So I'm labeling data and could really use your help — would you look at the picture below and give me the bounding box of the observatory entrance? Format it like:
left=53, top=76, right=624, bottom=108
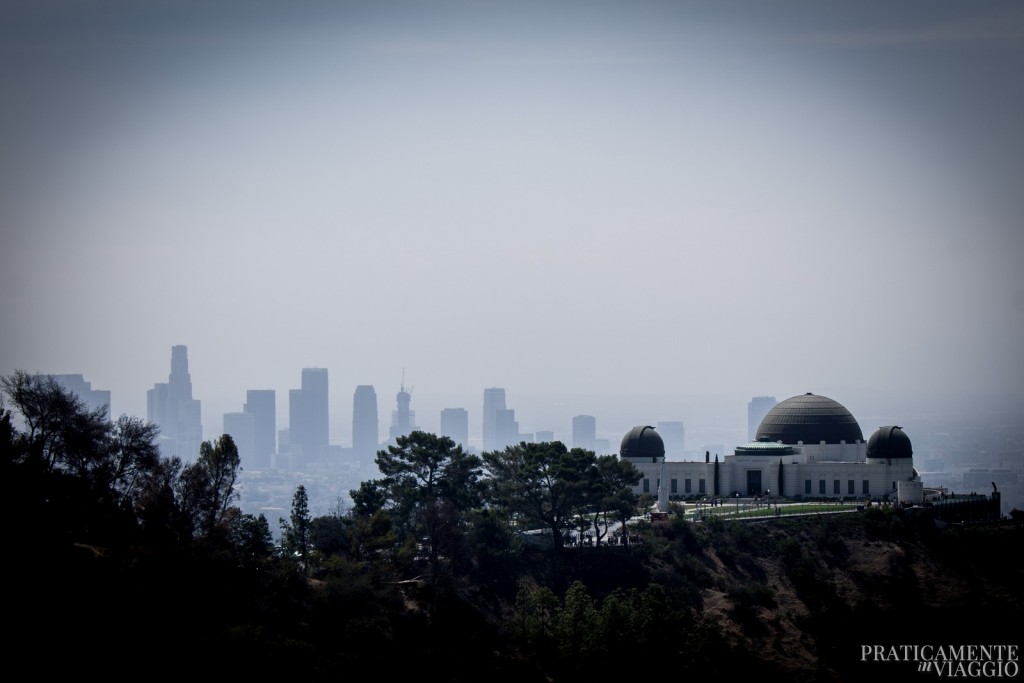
left=746, top=470, right=762, bottom=496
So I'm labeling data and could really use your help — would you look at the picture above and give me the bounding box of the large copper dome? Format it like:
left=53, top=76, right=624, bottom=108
left=755, top=393, right=863, bottom=445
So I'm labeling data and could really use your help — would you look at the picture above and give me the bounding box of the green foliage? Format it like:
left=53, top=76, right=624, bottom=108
left=556, top=581, right=600, bottom=663
left=8, top=368, right=1021, bottom=681
left=705, top=513, right=727, bottom=533
left=587, top=454, right=642, bottom=544
left=280, top=484, right=312, bottom=560
left=512, top=579, right=692, bottom=678
left=1, top=370, right=110, bottom=474
left=727, top=582, right=777, bottom=632
left=232, top=513, right=274, bottom=560
left=176, top=434, right=242, bottom=541
left=309, top=512, right=352, bottom=557
left=484, top=442, right=639, bottom=559
left=1, top=371, right=169, bottom=546
left=350, top=478, right=388, bottom=517
left=373, top=431, right=484, bottom=578
left=107, top=415, right=161, bottom=510
left=664, top=514, right=706, bottom=552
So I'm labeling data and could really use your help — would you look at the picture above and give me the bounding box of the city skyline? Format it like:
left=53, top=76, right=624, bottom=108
left=27, top=347, right=1009, bottom=461
left=3, top=2, right=1023, bottom=447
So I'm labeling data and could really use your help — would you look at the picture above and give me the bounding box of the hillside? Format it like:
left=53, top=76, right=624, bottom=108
left=678, top=511, right=1023, bottom=681
left=9, top=504, right=1021, bottom=681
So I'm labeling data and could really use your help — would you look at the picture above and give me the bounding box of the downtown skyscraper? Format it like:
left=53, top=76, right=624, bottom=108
left=53, top=374, right=111, bottom=422
left=352, top=385, right=379, bottom=461
left=572, top=415, right=596, bottom=452
left=388, top=381, right=418, bottom=442
left=748, top=396, right=777, bottom=442
left=440, top=407, right=469, bottom=449
left=147, top=345, right=203, bottom=461
left=657, top=420, right=685, bottom=458
left=223, top=411, right=255, bottom=467
left=223, top=389, right=275, bottom=471
left=482, top=387, right=506, bottom=453
left=244, top=389, right=276, bottom=470
left=289, top=367, right=329, bottom=470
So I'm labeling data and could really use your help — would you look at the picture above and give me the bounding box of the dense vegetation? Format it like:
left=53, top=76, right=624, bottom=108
left=4, top=372, right=1021, bottom=681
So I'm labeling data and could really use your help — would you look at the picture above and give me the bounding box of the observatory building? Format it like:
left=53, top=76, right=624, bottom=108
left=621, top=393, right=919, bottom=504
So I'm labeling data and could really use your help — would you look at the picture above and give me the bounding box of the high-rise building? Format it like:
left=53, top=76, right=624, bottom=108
left=572, top=415, right=597, bottom=452
left=748, top=395, right=778, bottom=442
left=495, top=407, right=520, bottom=451
left=482, top=387, right=506, bottom=452
left=389, top=382, right=418, bottom=441
left=244, top=389, right=275, bottom=470
left=352, top=385, right=379, bottom=460
left=440, top=407, right=469, bottom=448
left=223, top=411, right=255, bottom=469
left=535, top=430, right=555, bottom=444
left=288, top=367, right=329, bottom=469
left=276, top=428, right=290, bottom=469
left=52, top=374, right=111, bottom=422
left=147, top=345, right=203, bottom=460
left=657, top=420, right=685, bottom=458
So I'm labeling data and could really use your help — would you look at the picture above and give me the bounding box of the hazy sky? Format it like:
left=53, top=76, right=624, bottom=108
left=3, top=1, right=1023, bottom=445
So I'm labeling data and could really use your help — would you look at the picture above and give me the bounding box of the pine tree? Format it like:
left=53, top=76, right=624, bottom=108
left=280, top=484, right=311, bottom=560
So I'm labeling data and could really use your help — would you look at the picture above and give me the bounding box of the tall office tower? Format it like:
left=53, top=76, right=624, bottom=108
left=389, top=382, right=418, bottom=441
left=289, top=367, right=329, bottom=469
left=748, top=395, right=778, bottom=442
left=482, top=387, right=506, bottom=452
left=440, top=408, right=469, bottom=448
left=244, top=389, right=275, bottom=470
left=657, top=421, right=685, bottom=458
left=287, top=389, right=304, bottom=465
left=352, top=385, right=379, bottom=460
left=223, top=411, right=255, bottom=469
left=52, top=374, right=112, bottom=421
left=572, top=415, right=597, bottom=452
left=535, top=430, right=555, bottom=444
left=277, top=428, right=290, bottom=468
left=495, top=407, right=520, bottom=451
left=147, top=345, right=203, bottom=460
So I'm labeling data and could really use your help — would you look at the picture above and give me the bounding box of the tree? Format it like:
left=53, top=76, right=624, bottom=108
left=373, top=430, right=484, bottom=577
left=2, top=372, right=169, bottom=545
left=106, top=414, right=161, bottom=510
left=178, top=434, right=242, bottom=539
left=1, top=371, right=110, bottom=476
left=310, top=513, right=351, bottom=557
left=280, top=484, right=312, bottom=560
left=556, top=581, right=600, bottom=666
left=350, top=479, right=389, bottom=517
left=483, top=441, right=595, bottom=556
left=0, top=404, right=17, bottom=468
left=232, top=513, right=274, bottom=560
left=514, top=583, right=561, bottom=654
left=199, top=434, right=241, bottom=528
left=587, top=455, right=642, bottom=545
left=713, top=454, right=720, bottom=496
left=135, top=455, right=191, bottom=545
left=0, top=371, right=145, bottom=545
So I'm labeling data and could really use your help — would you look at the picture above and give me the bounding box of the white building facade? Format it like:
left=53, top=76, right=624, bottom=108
left=622, top=394, right=917, bottom=502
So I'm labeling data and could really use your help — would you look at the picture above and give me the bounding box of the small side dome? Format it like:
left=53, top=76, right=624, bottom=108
left=867, top=426, right=913, bottom=459
left=620, top=425, right=665, bottom=461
